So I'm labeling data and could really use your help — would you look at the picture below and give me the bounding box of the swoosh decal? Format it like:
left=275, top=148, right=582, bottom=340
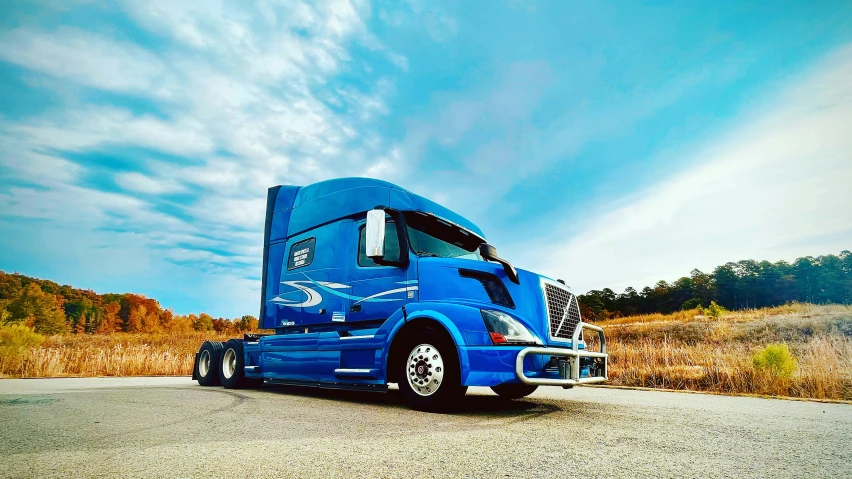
left=270, top=275, right=418, bottom=308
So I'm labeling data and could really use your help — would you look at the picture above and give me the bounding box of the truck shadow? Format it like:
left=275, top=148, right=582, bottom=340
left=261, top=384, right=561, bottom=418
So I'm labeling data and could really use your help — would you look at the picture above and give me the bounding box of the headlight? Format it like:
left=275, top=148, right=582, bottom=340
left=480, top=310, right=542, bottom=345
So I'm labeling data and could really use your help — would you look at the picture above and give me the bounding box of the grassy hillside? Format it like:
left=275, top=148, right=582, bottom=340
left=594, top=303, right=851, bottom=400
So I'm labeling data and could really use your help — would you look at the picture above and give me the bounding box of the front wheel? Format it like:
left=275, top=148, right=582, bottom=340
left=491, top=383, right=538, bottom=399
left=397, top=328, right=466, bottom=412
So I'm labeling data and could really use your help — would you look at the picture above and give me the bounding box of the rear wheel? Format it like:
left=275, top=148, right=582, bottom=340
left=491, top=383, right=538, bottom=399
left=195, top=341, right=223, bottom=386
left=219, top=339, right=264, bottom=389
left=397, top=328, right=466, bottom=412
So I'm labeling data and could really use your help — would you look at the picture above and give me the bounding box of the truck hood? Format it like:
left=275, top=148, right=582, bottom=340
left=417, top=257, right=575, bottom=346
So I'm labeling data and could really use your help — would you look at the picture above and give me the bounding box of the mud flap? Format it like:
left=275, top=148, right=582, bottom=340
left=191, top=352, right=199, bottom=380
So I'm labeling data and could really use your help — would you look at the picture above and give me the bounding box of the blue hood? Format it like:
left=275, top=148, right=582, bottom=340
left=416, top=257, right=555, bottom=344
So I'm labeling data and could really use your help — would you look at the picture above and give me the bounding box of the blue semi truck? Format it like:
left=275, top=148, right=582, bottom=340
left=193, top=178, right=607, bottom=411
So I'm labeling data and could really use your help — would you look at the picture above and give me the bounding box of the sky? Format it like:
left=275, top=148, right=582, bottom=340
left=0, top=0, right=850, bottom=317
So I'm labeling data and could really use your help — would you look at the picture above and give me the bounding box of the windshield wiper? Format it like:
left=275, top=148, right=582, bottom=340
left=414, top=251, right=440, bottom=257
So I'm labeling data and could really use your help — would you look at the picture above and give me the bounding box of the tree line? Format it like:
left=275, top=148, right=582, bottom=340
left=578, top=251, right=852, bottom=321
left=3, top=249, right=850, bottom=333
left=0, top=271, right=258, bottom=335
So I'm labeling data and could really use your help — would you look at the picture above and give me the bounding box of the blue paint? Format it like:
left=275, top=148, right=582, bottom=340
left=249, top=177, right=593, bottom=389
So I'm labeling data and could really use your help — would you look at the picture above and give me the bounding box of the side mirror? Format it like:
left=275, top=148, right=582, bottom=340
left=366, top=209, right=386, bottom=258
left=479, top=243, right=520, bottom=284
left=480, top=243, right=499, bottom=260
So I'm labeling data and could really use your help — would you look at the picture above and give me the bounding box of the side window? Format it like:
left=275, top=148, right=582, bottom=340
left=358, top=220, right=401, bottom=267
left=287, top=237, right=316, bottom=270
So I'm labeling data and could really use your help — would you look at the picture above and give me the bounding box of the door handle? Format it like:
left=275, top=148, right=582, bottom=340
left=350, top=304, right=362, bottom=312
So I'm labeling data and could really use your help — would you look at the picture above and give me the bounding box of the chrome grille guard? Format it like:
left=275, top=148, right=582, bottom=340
left=515, top=321, right=608, bottom=386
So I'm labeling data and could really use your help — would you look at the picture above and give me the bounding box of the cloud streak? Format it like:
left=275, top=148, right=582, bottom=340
left=0, top=0, right=406, bottom=316
left=532, top=44, right=852, bottom=293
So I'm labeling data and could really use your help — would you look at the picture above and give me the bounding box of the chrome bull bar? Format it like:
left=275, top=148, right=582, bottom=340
left=515, top=322, right=608, bottom=386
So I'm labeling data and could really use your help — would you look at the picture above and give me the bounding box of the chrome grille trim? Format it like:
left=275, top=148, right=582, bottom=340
left=540, top=278, right=583, bottom=343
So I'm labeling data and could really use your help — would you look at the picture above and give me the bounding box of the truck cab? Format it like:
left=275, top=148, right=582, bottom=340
left=193, top=178, right=607, bottom=411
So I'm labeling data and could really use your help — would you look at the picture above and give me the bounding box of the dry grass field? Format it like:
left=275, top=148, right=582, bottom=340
left=592, top=303, right=852, bottom=400
left=2, top=304, right=850, bottom=401
left=0, top=332, right=228, bottom=378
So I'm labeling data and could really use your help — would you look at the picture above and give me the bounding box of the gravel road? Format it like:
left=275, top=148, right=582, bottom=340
left=1, top=377, right=849, bottom=478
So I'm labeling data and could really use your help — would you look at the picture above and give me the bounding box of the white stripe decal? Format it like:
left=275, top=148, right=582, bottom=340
left=353, top=286, right=419, bottom=304
left=271, top=276, right=416, bottom=308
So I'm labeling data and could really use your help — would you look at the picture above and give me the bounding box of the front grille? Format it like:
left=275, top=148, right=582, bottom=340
left=543, top=283, right=582, bottom=341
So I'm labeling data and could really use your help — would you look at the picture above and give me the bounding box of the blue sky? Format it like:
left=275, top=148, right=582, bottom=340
left=1, top=0, right=850, bottom=317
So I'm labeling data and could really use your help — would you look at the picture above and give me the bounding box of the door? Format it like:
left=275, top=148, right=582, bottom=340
left=347, top=217, right=412, bottom=325
left=315, top=216, right=414, bottom=384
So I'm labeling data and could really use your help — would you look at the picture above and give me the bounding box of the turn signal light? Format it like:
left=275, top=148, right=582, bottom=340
left=489, top=332, right=508, bottom=344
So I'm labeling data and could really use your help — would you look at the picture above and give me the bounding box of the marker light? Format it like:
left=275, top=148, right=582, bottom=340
left=480, top=310, right=541, bottom=345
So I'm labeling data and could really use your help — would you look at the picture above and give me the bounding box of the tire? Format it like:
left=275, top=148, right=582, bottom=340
left=219, top=339, right=264, bottom=389
left=195, top=341, right=223, bottom=386
left=397, top=327, right=467, bottom=412
left=491, top=383, right=538, bottom=400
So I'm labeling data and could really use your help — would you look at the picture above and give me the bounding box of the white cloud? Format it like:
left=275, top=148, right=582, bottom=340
left=6, top=107, right=214, bottom=156
left=0, top=27, right=176, bottom=97
left=115, top=171, right=187, bottom=195
left=531, top=44, right=852, bottom=293
left=397, top=57, right=733, bottom=230
left=0, top=146, right=83, bottom=186
left=0, top=0, right=409, bottom=316
left=394, top=0, right=458, bottom=42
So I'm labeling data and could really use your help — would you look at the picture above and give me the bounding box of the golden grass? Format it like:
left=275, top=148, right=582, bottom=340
left=2, top=304, right=850, bottom=401
left=593, top=304, right=852, bottom=400
left=0, top=332, right=231, bottom=378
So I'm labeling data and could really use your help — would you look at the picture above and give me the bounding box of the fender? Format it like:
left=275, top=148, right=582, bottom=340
left=380, top=302, right=491, bottom=383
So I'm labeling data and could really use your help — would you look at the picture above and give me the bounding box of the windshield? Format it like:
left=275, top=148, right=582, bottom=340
left=404, top=211, right=484, bottom=260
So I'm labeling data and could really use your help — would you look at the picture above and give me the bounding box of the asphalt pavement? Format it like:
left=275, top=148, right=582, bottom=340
left=1, top=377, right=850, bottom=478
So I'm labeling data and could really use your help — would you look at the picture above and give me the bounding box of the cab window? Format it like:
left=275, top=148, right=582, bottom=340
left=287, top=237, right=316, bottom=270
left=358, top=220, right=401, bottom=267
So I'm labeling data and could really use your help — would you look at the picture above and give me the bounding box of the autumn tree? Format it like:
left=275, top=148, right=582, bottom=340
left=127, top=304, right=145, bottom=332
left=193, top=313, right=214, bottom=331
left=6, top=283, right=68, bottom=335
left=167, top=314, right=194, bottom=333
left=236, top=315, right=258, bottom=332
left=141, top=306, right=161, bottom=333
left=212, top=317, right=236, bottom=334
left=95, top=302, right=121, bottom=334
left=74, top=311, right=87, bottom=334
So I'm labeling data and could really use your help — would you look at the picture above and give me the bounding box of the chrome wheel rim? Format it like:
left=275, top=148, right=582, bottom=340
left=222, top=348, right=236, bottom=379
left=406, top=343, right=444, bottom=396
left=199, top=350, right=211, bottom=377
